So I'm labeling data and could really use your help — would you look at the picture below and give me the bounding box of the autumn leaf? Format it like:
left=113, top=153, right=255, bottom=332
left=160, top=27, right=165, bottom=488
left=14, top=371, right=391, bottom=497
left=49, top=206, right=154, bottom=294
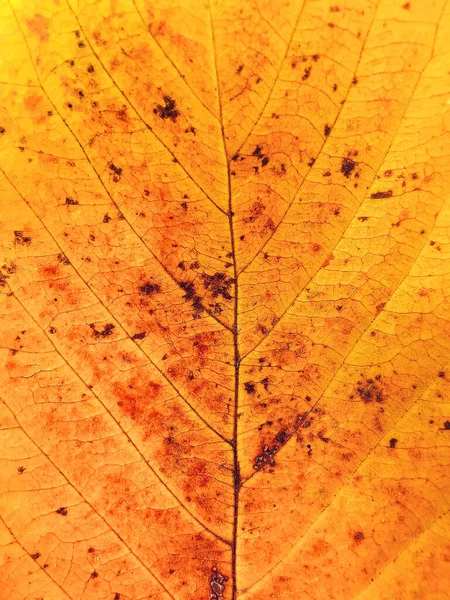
left=1, top=0, right=450, bottom=598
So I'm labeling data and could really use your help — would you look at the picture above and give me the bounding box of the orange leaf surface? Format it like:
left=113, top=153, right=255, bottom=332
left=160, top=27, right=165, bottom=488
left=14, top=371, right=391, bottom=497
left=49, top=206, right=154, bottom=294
left=1, top=0, right=450, bottom=598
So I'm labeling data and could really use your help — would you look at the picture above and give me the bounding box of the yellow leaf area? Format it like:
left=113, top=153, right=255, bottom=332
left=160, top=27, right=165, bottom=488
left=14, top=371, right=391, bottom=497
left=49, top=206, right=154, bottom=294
left=0, top=0, right=450, bottom=598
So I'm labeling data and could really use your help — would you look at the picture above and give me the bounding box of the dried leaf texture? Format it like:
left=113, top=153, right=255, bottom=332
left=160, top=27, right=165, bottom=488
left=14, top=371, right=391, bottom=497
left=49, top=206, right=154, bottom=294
left=0, top=0, right=450, bottom=599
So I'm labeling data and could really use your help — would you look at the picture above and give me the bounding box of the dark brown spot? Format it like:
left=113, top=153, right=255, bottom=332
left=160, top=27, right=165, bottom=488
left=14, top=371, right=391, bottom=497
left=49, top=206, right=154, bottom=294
left=103, top=213, right=111, bottom=223
left=154, top=95, right=179, bottom=121
left=354, top=531, right=364, bottom=540
left=324, top=124, right=331, bottom=137
left=302, top=67, right=311, bottom=80
left=370, top=190, right=393, bottom=199
left=356, top=378, right=384, bottom=403
left=139, top=282, right=161, bottom=296
left=132, top=331, right=147, bottom=340
left=108, top=162, right=123, bottom=182
left=341, top=158, right=356, bottom=178
left=18, top=466, right=26, bottom=473
left=201, top=272, right=234, bottom=300
left=14, top=230, right=32, bottom=245
left=389, top=438, right=398, bottom=448
left=252, top=146, right=263, bottom=158
left=244, top=382, right=256, bottom=394
left=56, top=507, right=68, bottom=516
left=31, top=552, right=41, bottom=560
left=89, top=323, right=115, bottom=339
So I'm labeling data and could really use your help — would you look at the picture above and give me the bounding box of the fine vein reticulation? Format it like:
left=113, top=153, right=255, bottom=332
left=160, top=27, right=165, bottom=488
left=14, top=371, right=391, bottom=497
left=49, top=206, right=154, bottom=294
left=1, top=1, right=450, bottom=599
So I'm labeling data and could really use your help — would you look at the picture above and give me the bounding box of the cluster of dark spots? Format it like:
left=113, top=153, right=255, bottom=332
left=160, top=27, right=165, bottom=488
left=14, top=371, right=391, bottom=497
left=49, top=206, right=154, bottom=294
left=57, top=253, right=70, bottom=265
left=389, top=438, right=398, bottom=448
left=31, top=552, right=41, bottom=560
left=312, top=54, right=320, bottom=61
left=330, top=5, right=340, bottom=11
left=132, top=331, right=146, bottom=340
left=210, top=568, right=227, bottom=599
left=341, top=157, right=356, bottom=178
left=201, top=272, right=234, bottom=300
left=179, top=281, right=204, bottom=316
left=353, top=376, right=384, bottom=403
left=244, top=201, right=265, bottom=224
left=370, top=190, right=392, bottom=199
left=56, top=507, right=68, bottom=516
left=252, top=145, right=270, bottom=168
left=108, top=162, right=122, bottom=182
left=184, top=125, right=196, bottom=135
left=139, top=282, right=161, bottom=296
left=358, top=216, right=369, bottom=222
left=154, top=95, right=179, bottom=122
left=412, top=172, right=419, bottom=180
left=324, top=124, right=331, bottom=137
left=103, top=213, right=111, bottom=223
left=333, top=83, right=338, bottom=91
left=254, top=414, right=308, bottom=470
left=90, top=323, right=115, bottom=338
left=14, top=230, right=32, bottom=245
left=253, top=445, right=276, bottom=469
left=302, top=66, right=311, bottom=80
left=244, top=382, right=256, bottom=394
left=65, top=196, right=78, bottom=205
